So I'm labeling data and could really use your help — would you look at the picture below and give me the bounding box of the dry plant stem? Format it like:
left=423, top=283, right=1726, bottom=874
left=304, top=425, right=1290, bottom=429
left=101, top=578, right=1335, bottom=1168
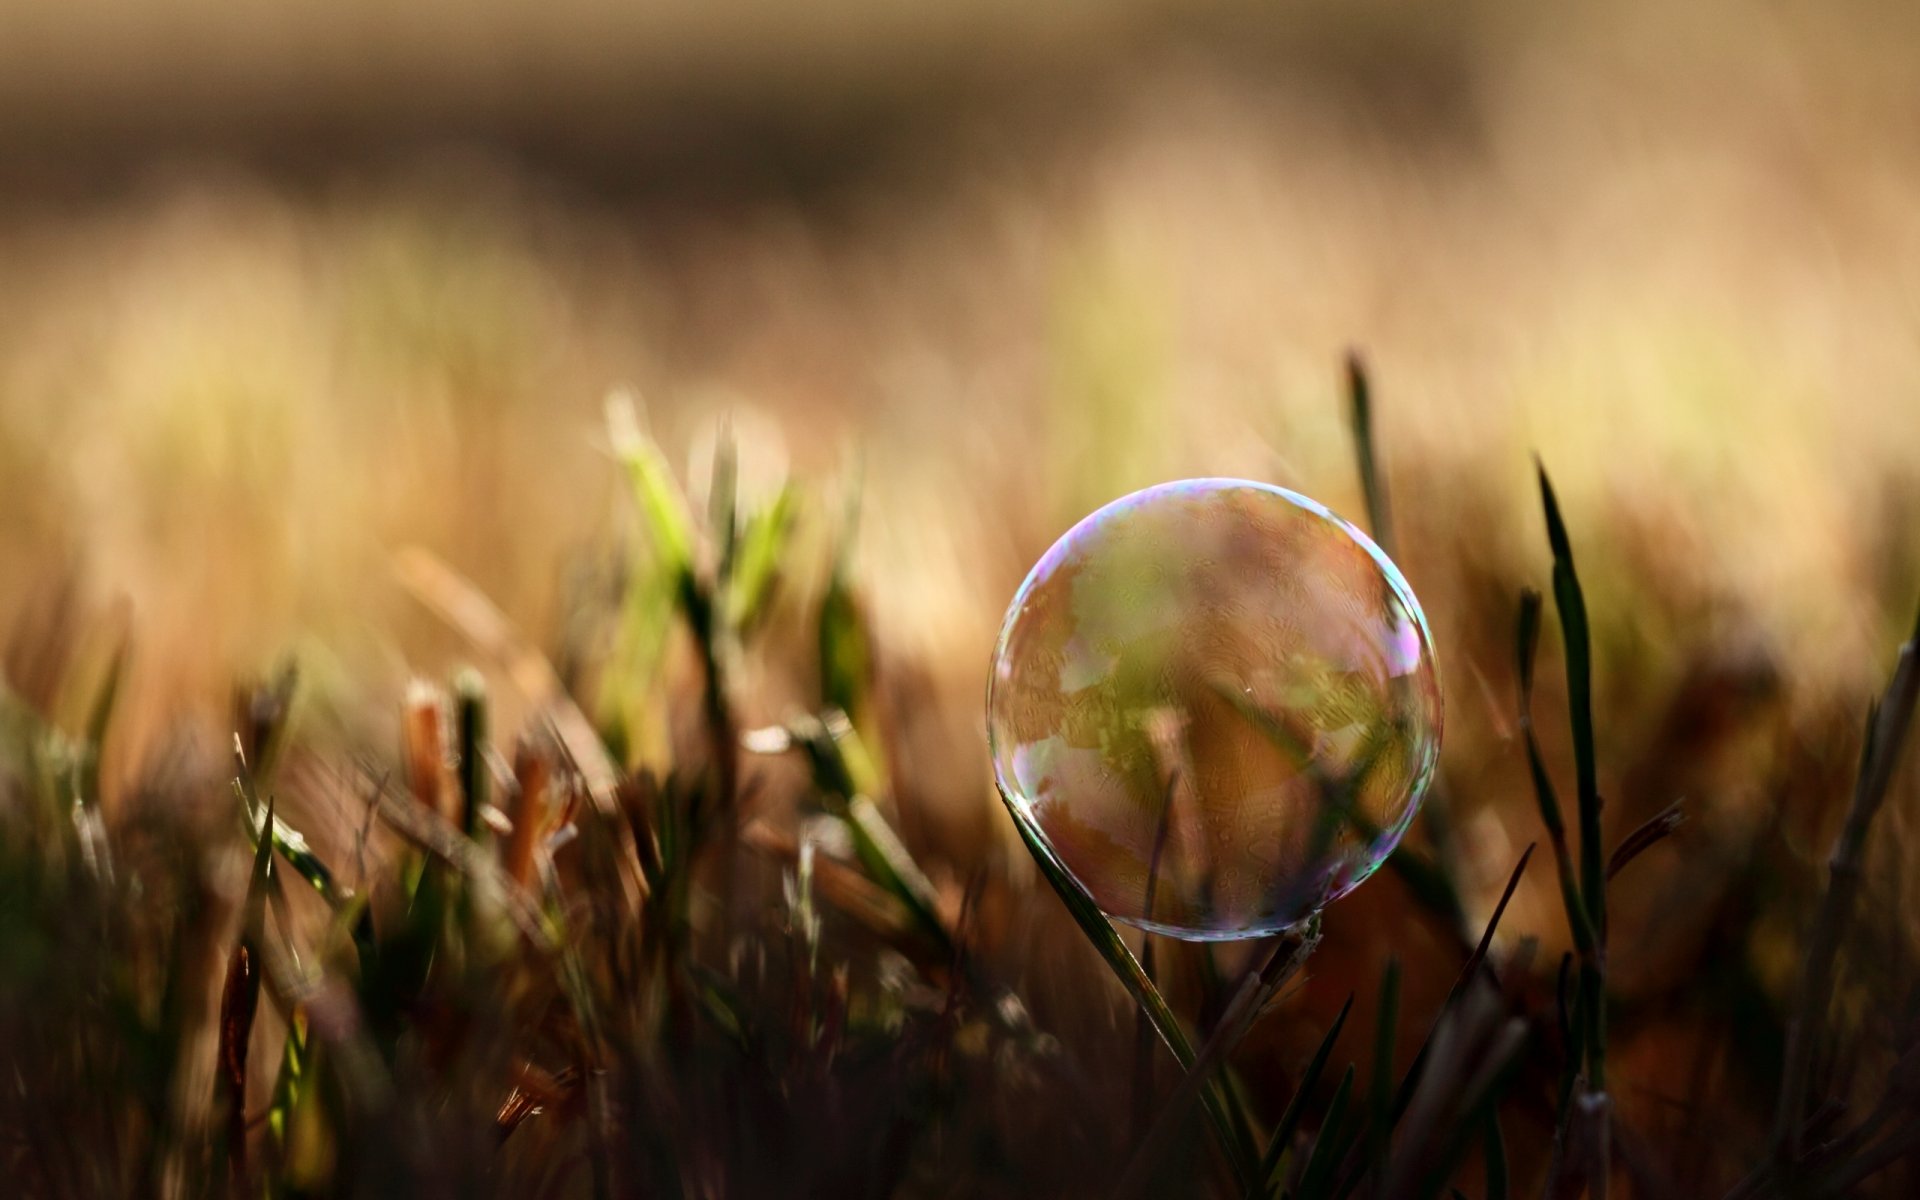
left=401, top=684, right=446, bottom=820
left=505, top=738, right=548, bottom=888
left=1772, top=606, right=1920, bottom=1164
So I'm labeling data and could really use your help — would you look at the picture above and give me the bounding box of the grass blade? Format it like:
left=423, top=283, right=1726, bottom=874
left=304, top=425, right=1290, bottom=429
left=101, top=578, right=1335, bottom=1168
left=1773, top=599, right=1920, bottom=1162
left=1252, top=994, right=1355, bottom=1199
left=1345, top=350, right=1394, bottom=559
left=1114, top=928, right=1320, bottom=1198
left=1365, top=959, right=1403, bottom=1191
left=454, top=668, right=489, bottom=838
left=1297, top=1065, right=1358, bottom=1199
left=218, top=783, right=275, bottom=1182
left=1606, top=800, right=1684, bottom=882
left=1536, top=464, right=1604, bottom=942
left=1010, top=814, right=1260, bottom=1190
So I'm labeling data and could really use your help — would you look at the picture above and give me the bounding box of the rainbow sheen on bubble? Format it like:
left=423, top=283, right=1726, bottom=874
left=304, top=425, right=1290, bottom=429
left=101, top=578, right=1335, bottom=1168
left=988, top=479, right=1441, bottom=940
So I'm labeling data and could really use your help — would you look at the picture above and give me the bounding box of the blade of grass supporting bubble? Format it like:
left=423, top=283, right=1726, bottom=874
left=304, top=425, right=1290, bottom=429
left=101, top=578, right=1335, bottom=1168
left=1011, top=814, right=1259, bottom=1190
left=1252, top=995, right=1354, bottom=1200
left=1114, top=928, right=1320, bottom=1199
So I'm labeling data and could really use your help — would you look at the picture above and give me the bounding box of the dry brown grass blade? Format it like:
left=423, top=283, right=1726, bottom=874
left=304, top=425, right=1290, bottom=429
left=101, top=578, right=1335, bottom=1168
left=506, top=735, right=551, bottom=889
left=401, top=680, right=448, bottom=820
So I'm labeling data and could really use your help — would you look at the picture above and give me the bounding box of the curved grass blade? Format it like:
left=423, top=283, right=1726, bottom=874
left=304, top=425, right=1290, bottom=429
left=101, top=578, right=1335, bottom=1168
left=1251, top=994, right=1354, bottom=1199
left=236, top=739, right=345, bottom=907
left=1114, top=927, right=1320, bottom=1198
left=1011, top=813, right=1260, bottom=1190
left=1296, top=1065, right=1358, bottom=1199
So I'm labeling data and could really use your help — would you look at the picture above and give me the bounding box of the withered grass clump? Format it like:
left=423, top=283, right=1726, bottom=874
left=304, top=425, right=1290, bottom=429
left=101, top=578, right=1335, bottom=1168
left=2, top=374, right=1919, bottom=1199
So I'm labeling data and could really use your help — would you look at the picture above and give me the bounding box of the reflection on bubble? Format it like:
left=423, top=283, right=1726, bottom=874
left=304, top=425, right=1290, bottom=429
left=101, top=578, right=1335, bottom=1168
left=988, top=478, right=1442, bottom=940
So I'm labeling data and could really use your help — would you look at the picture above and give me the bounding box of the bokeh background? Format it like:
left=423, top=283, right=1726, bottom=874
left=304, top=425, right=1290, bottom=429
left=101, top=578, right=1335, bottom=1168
left=5, top=1, right=1920, bottom=1191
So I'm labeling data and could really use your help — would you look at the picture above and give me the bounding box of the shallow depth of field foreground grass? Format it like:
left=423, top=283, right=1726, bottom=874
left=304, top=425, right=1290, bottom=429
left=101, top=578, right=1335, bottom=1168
left=2, top=371, right=1918, bottom=1197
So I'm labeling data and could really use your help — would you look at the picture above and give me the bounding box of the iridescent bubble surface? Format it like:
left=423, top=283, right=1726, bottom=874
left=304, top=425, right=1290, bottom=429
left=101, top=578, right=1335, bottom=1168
left=988, top=479, right=1441, bottom=940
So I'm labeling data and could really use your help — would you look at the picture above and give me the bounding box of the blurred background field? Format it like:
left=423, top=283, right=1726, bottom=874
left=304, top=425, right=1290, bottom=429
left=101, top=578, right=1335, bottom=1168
left=4, top=0, right=1920, bottom=1195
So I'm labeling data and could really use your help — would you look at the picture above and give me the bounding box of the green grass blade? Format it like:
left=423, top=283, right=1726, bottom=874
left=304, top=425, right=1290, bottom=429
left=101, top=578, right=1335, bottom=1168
left=1297, top=1064, right=1358, bottom=1199
left=1535, top=468, right=1608, bottom=1105
left=454, top=667, right=488, bottom=839
left=1115, top=928, right=1320, bottom=1198
left=236, top=740, right=345, bottom=907
left=1345, top=350, right=1394, bottom=559
left=846, top=794, right=950, bottom=953
left=707, top=417, right=739, bottom=585
left=608, top=391, right=694, bottom=574
left=1253, top=994, right=1354, bottom=1199
left=1535, top=465, right=1603, bottom=941
left=728, top=483, right=797, bottom=633
left=1009, top=812, right=1260, bottom=1190
left=217, top=786, right=275, bottom=1181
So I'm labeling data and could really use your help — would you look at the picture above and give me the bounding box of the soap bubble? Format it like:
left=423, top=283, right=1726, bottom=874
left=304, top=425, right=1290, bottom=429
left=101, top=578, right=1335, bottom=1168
left=988, top=479, right=1441, bottom=940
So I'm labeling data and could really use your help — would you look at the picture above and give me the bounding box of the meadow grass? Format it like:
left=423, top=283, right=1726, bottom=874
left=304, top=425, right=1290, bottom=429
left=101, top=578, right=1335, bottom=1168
left=3, top=363, right=1918, bottom=1199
